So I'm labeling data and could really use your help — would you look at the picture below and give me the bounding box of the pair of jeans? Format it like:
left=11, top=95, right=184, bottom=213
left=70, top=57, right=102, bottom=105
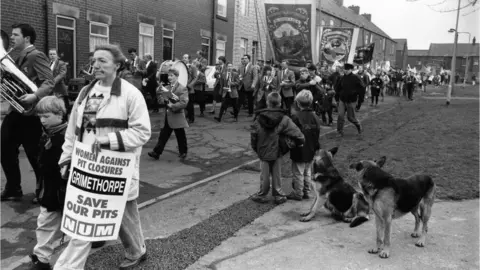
left=54, top=200, right=146, bottom=270
left=337, top=100, right=361, bottom=133
left=153, top=115, right=187, bottom=155
left=257, top=159, right=285, bottom=197
left=186, top=93, right=196, bottom=122
left=291, top=161, right=313, bottom=197
left=218, top=94, right=238, bottom=120
left=1, top=111, right=42, bottom=192
left=396, top=82, right=403, bottom=96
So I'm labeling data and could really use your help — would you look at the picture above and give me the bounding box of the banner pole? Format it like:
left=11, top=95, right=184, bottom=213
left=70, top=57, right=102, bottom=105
left=254, top=0, right=264, bottom=62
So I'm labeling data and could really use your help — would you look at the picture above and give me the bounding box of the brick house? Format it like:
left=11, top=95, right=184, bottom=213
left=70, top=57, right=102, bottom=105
left=1, top=0, right=234, bottom=81
left=406, top=43, right=479, bottom=82
left=416, top=43, right=479, bottom=82
left=406, top=50, right=430, bottom=70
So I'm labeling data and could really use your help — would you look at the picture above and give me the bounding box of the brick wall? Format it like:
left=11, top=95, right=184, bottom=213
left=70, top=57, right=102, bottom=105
left=213, top=0, right=235, bottom=66
left=232, top=0, right=267, bottom=67
left=1, top=0, right=48, bottom=57
left=1, top=0, right=234, bottom=79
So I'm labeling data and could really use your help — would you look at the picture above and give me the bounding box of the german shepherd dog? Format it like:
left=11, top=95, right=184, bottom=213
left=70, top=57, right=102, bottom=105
left=299, top=147, right=370, bottom=228
left=350, top=156, right=436, bottom=258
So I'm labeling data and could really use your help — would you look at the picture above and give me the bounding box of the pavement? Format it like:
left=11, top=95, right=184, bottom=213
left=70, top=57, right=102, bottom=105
left=187, top=193, right=479, bottom=270
left=4, top=92, right=477, bottom=269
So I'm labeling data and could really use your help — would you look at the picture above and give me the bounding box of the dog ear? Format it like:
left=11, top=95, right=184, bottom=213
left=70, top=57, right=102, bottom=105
left=329, top=147, right=338, bottom=157
left=349, top=162, right=363, bottom=171
left=375, top=156, right=387, bottom=168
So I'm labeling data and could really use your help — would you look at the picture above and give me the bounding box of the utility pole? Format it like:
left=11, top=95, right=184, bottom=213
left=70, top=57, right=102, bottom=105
left=446, top=0, right=461, bottom=106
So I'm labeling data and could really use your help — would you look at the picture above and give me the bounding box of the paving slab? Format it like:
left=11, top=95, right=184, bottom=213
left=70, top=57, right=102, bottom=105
left=188, top=199, right=479, bottom=270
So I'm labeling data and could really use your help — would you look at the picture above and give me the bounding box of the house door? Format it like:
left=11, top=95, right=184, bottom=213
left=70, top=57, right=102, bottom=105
left=56, top=16, right=76, bottom=80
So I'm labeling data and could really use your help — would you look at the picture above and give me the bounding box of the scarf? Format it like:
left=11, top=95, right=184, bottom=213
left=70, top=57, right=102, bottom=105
left=44, top=122, right=68, bottom=149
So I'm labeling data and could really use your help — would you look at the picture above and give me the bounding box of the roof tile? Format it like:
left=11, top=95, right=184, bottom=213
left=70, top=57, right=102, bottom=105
left=319, top=0, right=393, bottom=40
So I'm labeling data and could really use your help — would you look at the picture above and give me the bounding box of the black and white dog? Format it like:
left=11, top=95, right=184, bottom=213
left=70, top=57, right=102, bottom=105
left=350, top=156, right=436, bottom=258
left=299, top=147, right=370, bottom=228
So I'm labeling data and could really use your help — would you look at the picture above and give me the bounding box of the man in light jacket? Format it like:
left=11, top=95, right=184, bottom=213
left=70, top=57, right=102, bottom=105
left=238, top=54, right=258, bottom=117
left=277, top=59, right=295, bottom=115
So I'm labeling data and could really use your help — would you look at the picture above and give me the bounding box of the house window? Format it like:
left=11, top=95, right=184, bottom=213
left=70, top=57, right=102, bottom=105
left=217, top=0, right=227, bottom=17
left=240, top=38, right=248, bottom=56
left=329, top=19, right=334, bottom=26
left=240, top=0, right=249, bottom=16
left=321, top=20, right=325, bottom=26
left=370, top=34, right=374, bottom=43
left=162, top=28, right=174, bottom=61
left=392, top=44, right=395, bottom=54
left=89, top=22, right=109, bottom=52
left=383, top=38, right=386, bottom=51
left=201, top=37, right=210, bottom=64
left=216, top=40, right=226, bottom=60
left=139, top=23, right=154, bottom=58
left=252, top=41, right=258, bottom=64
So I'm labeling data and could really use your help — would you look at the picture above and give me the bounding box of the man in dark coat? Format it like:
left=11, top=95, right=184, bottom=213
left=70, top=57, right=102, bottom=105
left=48, top=48, right=69, bottom=113
left=138, top=54, right=159, bottom=112
left=335, top=63, right=363, bottom=137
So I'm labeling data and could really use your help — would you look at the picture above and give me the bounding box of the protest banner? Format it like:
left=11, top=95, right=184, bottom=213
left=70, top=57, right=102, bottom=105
left=61, top=141, right=135, bottom=241
left=353, top=43, right=375, bottom=65
left=264, top=0, right=317, bottom=67
left=318, top=27, right=359, bottom=65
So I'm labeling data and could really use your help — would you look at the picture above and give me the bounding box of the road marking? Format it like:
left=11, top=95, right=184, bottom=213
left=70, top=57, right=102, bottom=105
left=7, top=104, right=398, bottom=270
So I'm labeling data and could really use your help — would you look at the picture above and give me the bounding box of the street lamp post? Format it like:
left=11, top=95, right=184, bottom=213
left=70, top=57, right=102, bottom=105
left=446, top=0, right=461, bottom=106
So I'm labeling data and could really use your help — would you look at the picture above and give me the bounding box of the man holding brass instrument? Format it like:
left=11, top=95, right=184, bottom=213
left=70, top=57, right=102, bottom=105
left=1, top=23, right=54, bottom=202
left=214, top=63, right=240, bottom=122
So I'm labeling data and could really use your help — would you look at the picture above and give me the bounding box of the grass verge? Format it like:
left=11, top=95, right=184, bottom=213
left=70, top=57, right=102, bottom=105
left=322, top=97, right=479, bottom=200
left=85, top=199, right=276, bottom=270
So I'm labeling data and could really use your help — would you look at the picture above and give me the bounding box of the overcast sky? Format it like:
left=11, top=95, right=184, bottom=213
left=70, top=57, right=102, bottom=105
left=342, top=0, right=480, bottom=49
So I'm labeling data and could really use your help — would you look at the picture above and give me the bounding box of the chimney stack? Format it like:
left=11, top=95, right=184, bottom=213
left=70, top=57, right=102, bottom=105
left=334, top=0, right=344, bottom=7
left=348, top=5, right=360, bottom=15
left=362, top=13, right=372, bottom=21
